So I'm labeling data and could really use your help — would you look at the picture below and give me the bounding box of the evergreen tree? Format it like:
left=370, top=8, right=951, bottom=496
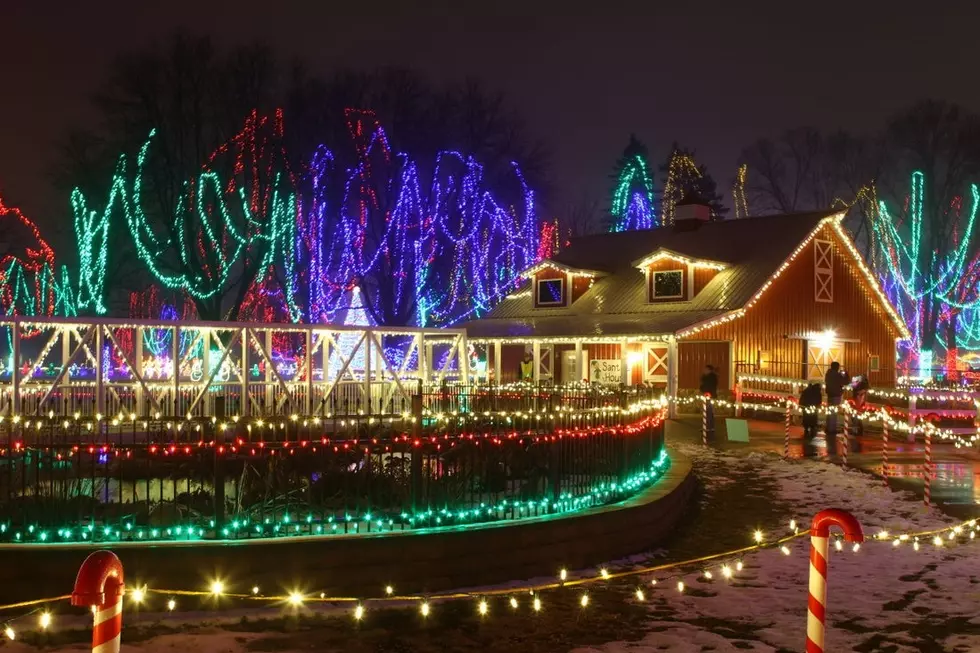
left=659, top=143, right=729, bottom=222
left=607, top=135, right=656, bottom=232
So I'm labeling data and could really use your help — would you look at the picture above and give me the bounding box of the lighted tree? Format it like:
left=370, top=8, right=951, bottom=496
left=872, top=172, right=980, bottom=374
left=659, top=144, right=728, bottom=222
left=607, top=135, right=656, bottom=232
left=732, top=164, right=749, bottom=219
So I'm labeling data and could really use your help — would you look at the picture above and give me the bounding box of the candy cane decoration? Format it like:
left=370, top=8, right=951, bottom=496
left=701, top=395, right=709, bottom=447
left=806, top=509, right=864, bottom=653
left=923, top=427, right=932, bottom=507
left=840, top=403, right=849, bottom=467
left=71, top=551, right=125, bottom=653
left=784, top=397, right=792, bottom=457
left=881, top=409, right=889, bottom=481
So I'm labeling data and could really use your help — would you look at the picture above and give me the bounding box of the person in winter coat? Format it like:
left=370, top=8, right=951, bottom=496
left=824, top=362, right=849, bottom=459
left=799, top=382, right=822, bottom=458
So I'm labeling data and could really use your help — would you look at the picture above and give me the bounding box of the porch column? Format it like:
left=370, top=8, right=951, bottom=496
left=620, top=338, right=629, bottom=386
left=532, top=341, right=541, bottom=385
left=493, top=341, right=502, bottom=384
left=667, top=338, right=679, bottom=418
left=574, top=341, right=583, bottom=382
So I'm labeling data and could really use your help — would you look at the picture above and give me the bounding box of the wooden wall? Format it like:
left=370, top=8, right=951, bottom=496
left=678, top=223, right=901, bottom=387
left=678, top=342, right=731, bottom=394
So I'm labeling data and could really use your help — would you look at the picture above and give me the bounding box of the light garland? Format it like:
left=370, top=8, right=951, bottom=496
left=1, top=517, right=977, bottom=639
left=631, top=249, right=727, bottom=271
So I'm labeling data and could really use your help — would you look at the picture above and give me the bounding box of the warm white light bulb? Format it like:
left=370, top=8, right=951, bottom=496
left=677, top=581, right=685, bottom=592
left=39, top=612, right=51, bottom=630
left=559, top=568, right=567, bottom=582
left=385, top=585, right=394, bottom=596
left=780, top=546, right=791, bottom=556
left=354, top=605, right=364, bottom=621
left=252, top=586, right=259, bottom=595
left=532, top=597, right=542, bottom=612
left=288, top=592, right=304, bottom=606
left=167, top=599, right=176, bottom=611
left=4, top=627, right=14, bottom=640
left=635, top=588, right=645, bottom=601
left=420, top=602, right=430, bottom=617
left=579, top=593, right=589, bottom=607
left=210, top=580, right=224, bottom=595
left=509, top=597, right=518, bottom=609
left=753, top=530, right=763, bottom=543
left=478, top=600, right=488, bottom=616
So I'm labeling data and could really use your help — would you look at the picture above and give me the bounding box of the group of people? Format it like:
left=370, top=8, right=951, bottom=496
left=798, top=362, right=869, bottom=459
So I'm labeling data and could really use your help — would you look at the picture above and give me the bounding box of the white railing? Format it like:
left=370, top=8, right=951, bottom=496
left=0, top=316, right=469, bottom=418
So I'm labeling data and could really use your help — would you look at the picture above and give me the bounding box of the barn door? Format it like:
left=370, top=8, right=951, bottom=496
left=806, top=342, right=843, bottom=380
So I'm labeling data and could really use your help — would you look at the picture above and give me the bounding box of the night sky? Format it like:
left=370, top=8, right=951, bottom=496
left=2, top=1, right=978, bottom=230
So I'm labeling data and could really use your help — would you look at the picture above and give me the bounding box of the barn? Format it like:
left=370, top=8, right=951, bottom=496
left=463, top=199, right=910, bottom=397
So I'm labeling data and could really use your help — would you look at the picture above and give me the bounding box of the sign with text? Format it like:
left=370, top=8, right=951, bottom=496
left=589, top=359, right=622, bottom=386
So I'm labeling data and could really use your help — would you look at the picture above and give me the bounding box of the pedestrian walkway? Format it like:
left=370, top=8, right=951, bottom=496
left=667, top=414, right=980, bottom=519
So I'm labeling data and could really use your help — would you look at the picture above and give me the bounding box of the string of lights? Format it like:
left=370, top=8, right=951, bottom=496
left=1, top=516, right=976, bottom=640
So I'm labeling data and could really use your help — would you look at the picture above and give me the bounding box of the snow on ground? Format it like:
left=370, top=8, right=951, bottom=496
left=579, top=444, right=979, bottom=653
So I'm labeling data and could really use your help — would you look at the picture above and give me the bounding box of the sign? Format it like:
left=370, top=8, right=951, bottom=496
left=725, top=419, right=750, bottom=443
left=589, top=359, right=622, bottom=386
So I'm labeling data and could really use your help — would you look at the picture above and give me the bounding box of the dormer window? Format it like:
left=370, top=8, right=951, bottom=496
left=536, top=278, right=565, bottom=306
left=651, top=270, right=684, bottom=300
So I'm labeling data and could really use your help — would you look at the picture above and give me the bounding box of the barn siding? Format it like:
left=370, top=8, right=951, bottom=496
left=679, top=223, right=900, bottom=387
left=678, top=342, right=731, bottom=394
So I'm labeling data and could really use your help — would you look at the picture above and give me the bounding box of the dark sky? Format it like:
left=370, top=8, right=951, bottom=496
left=2, top=1, right=978, bottom=235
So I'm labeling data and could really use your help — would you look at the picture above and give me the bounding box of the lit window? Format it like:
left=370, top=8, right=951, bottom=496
left=536, top=278, right=564, bottom=306
left=651, top=270, right=684, bottom=300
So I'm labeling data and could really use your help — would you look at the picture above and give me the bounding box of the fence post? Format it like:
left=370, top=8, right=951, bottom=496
left=701, top=395, right=710, bottom=447
left=214, top=397, right=226, bottom=531
left=411, top=381, right=423, bottom=515
left=923, top=428, right=932, bottom=507
left=881, top=409, right=889, bottom=482
left=908, top=393, right=917, bottom=443
left=735, top=382, right=743, bottom=417
left=784, top=397, right=792, bottom=458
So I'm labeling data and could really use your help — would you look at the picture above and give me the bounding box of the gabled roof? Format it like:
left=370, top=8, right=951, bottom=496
left=465, top=210, right=849, bottom=339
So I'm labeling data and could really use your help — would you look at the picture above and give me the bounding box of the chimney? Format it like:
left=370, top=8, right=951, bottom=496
left=672, top=192, right=712, bottom=232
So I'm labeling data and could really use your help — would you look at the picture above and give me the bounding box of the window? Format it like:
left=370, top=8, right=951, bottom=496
left=536, top=278, right=564, bottom=306
left=651, top=270, right=684, bottom=299
left=869, top=355, right=881, bottom=372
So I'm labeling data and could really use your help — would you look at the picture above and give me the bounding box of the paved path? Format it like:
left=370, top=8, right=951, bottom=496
left=667, top=413, right=980, bottom=519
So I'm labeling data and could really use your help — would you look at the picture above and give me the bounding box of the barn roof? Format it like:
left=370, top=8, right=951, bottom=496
left=465, top=210, right=847, bottom=339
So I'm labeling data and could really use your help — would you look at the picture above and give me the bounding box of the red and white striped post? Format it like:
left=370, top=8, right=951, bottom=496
left=806, top=509, right=864, bottom=653
left=72, top=551, right=124, bottom=653
left=784, top=397, right=793, bottom=457
left=701, top=395, right=709, bottom=447
left=923, top=428, right=932, bottom=507
left=880, top=410, right=889, bottom=481
left=840, top=403, right=849, bottom=467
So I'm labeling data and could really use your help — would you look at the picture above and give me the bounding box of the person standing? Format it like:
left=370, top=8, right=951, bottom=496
left=699, top=364, right=718, bottom=442
left=824, top=362, right=849, bottom=459
left=519, top=351, right=534, bottom=382
left=799, top=382, right=822, bottom=458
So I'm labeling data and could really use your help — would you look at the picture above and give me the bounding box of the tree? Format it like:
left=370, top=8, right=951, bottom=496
left=875, top=101, right=980, bottom=365
left=658, top=143, right=728, bottom=221
left=560, top=192, right=602, bottom=238
left=57, top=35, right=546, bottom=327
left=607, top=135, right=656, bottom=232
